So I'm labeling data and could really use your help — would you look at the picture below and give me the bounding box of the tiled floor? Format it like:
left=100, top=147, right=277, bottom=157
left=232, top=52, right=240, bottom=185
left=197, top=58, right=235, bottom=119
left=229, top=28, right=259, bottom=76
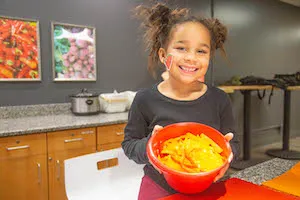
left=228, top=136, right=300, bottom=173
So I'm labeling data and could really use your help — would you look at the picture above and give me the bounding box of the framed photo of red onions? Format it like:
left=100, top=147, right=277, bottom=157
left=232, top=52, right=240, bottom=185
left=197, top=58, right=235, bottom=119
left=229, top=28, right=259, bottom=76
left=0, top=16, right=41, bottom=81
left=51, top=22, right=96, bottom=81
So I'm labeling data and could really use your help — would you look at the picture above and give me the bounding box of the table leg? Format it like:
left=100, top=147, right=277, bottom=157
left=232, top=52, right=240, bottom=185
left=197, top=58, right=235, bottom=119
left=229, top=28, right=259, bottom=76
left=231, top=90, right=265, bottom=170
left=243, top=90, right=251, bottom=160
left=266, top=90, right=300, bottom=159
left=283, top=90, right=291, bottom=151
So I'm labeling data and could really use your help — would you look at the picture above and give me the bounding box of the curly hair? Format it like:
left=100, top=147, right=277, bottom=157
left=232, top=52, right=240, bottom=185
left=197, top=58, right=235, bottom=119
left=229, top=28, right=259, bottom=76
left=133, top=3, right=228, bottom=78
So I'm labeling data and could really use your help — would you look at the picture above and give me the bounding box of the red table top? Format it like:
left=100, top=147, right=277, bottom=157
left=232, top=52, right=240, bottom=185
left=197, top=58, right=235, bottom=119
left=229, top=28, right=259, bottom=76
left=159, top=178, right=300, bottom=200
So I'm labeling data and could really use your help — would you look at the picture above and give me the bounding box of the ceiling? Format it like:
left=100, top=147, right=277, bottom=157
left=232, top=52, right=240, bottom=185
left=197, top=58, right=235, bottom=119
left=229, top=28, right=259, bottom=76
left=279, top=0, right=300, bottom=7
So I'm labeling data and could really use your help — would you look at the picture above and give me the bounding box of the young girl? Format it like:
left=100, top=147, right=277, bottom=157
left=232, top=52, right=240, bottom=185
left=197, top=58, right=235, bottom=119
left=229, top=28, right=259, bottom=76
left=122, top=3, right=239, bottom=199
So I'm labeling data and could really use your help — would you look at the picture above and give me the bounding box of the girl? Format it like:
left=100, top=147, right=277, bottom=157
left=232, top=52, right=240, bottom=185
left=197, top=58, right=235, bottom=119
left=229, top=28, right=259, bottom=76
left=122, top=3, right=239, bottom=200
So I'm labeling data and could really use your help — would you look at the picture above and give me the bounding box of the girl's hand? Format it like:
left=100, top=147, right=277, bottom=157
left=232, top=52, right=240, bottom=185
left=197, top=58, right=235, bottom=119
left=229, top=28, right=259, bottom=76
left=213, top=132, right=234, bottom=182
left=149, top=125, right=163, bottom=174
left=152, top=125, right=163, bottom=136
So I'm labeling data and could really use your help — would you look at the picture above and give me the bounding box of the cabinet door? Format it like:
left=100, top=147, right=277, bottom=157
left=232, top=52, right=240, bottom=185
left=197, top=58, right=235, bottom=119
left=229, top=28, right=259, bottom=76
left=47, top=128, right=96, bottom=200
left=96, top=123, right=126, bottom=170
left=97, top=123, right=126, bottom=151
left=0, top=134, right=48, bottom=200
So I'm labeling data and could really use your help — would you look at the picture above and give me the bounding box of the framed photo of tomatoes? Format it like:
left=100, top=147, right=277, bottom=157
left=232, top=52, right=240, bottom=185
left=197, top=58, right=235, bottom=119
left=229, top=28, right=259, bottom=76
left=51, top=22, right=97, bottom=81
left=0, top=16, right=41, bottom=81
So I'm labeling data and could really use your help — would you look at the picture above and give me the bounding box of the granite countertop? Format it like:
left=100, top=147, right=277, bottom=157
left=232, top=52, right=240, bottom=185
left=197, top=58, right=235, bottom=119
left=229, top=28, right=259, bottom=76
left=230, top=158, right=299, bottom=184
left=0, top=112, right=128, bottom=137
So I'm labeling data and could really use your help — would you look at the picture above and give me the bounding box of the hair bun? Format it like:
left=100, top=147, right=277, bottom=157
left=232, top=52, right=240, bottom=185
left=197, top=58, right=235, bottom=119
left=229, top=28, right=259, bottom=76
left=210, top=18, right=227, bottom=50
left=148, top=4, right=171, bottom=26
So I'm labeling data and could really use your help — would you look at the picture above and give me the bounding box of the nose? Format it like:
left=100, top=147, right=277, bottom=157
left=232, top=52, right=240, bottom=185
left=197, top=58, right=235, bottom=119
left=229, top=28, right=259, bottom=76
left=183, top=51, right=197, bottom=64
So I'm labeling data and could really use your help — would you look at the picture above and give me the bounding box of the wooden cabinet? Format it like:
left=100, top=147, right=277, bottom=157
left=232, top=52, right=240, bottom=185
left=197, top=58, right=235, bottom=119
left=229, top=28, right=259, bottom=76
left=0, top=123, right=126, bottom=200
left=97, top=123, right=126, bottom=151
left=0, top=134, right=48, bottom=200
left=47, top=127, right=96, bottom=200
left=96, top=123, right=126, bottom=169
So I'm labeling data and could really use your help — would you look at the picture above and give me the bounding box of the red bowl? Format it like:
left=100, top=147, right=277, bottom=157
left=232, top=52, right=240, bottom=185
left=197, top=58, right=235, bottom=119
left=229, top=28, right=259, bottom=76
left=146, top=122, right=232, bottom=194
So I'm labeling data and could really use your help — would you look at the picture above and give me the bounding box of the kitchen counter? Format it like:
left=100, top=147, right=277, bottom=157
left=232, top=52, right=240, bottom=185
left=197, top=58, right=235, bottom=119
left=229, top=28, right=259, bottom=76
left=230, top=158, right=299, bottom=184
left=0, top=109, right=128, bottom=137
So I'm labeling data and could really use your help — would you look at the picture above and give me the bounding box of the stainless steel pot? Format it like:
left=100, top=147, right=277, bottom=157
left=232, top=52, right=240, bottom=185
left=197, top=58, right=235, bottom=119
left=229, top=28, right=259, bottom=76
left=70, top=88, right=100, bottom=116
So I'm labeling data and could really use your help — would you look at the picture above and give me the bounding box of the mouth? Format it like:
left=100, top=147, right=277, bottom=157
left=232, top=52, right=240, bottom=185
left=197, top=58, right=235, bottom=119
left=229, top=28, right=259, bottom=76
left=179, top=65, right=199, bottom=74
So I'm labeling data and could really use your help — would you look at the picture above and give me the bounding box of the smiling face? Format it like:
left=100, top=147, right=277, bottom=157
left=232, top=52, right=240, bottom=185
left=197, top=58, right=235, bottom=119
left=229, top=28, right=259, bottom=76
left=159, top=22, right=211, bottom=84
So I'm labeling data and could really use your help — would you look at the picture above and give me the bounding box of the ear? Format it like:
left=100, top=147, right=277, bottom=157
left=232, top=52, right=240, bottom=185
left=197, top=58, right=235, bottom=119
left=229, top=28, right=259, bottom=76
left=158, top=48, right=167, bottom=64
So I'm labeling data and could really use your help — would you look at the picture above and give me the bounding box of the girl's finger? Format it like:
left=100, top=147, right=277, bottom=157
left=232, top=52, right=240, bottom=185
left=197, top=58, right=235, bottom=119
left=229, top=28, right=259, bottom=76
left=152, top=125, right=163, bottom=135
left=224, top=132, right=234, bottom=142
left=214, top=162, right=229, bottom=182
left=227, top=152, right=233, bottom=163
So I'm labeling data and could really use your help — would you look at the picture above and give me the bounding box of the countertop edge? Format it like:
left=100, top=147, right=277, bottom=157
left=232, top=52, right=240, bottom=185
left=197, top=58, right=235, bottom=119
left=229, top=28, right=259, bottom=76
left=0, top=119, right=128, bottom=138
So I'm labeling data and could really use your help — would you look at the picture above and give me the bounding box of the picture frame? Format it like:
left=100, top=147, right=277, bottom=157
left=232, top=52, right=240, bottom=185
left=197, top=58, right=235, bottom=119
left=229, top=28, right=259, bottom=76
left=0, top=15, right=41, bottom=81
left=51, top=22, right=97, bottom=82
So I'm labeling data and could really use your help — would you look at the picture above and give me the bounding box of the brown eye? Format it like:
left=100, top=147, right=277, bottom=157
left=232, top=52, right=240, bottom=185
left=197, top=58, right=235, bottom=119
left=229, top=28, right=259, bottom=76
left=198, top=50, right=207, bottom=54
left=176, top=47, right=186, bottom=51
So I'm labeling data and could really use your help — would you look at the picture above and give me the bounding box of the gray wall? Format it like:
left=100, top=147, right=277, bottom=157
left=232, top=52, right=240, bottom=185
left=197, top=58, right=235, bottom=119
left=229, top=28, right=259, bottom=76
left=211, top=0, right=300, bottom=145
left=0, top=0, right=184, bottom=106
left=1, top=0, right=300, bottom=141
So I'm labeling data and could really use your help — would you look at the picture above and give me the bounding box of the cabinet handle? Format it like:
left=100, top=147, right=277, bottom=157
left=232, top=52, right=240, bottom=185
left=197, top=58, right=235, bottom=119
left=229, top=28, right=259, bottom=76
left=116, top=132, right=124, bottom=136
left=64, top=138, right=83, bottom=143
left=6, top=145, right=30, bottom=151
left=56, top=160, right=60, bottom=180
left=81, top=130, right=94, bottom=134
left=37, top=163, right=41, bottom=184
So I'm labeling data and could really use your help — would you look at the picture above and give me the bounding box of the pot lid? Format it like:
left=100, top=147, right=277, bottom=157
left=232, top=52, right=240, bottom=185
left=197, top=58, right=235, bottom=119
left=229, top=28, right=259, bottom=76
left=70, top=88, right=98, bottom=98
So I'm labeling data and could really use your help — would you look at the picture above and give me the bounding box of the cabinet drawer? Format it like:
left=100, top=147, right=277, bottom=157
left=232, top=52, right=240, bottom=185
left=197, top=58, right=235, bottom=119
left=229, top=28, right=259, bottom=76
left=47, top=128, right=96, bottom=153
left=0, top=133, right=46, bottom=159
left=97, top=123, right=126, bottom=145
left=97, top=142, right=122, bottom=152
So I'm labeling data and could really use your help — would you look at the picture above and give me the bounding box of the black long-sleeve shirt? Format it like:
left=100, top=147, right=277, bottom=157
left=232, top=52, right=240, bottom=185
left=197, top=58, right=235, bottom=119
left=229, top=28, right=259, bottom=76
left=122, top=83, right=240, bottom=193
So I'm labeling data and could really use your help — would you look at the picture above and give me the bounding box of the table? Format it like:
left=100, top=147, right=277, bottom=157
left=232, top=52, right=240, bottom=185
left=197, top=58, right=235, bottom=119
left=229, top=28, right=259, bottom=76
left=219, top=85, right=300, bottom=169
left=266, top=86, right=300, bottom=159
left=218, top=85, right=275, bottom=169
